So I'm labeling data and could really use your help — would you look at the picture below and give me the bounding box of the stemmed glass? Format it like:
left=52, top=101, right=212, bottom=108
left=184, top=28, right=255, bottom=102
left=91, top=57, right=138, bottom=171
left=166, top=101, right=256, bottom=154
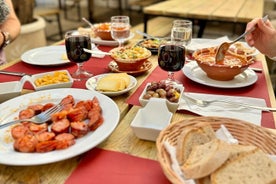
left=171, top=19, right=192, bottom=46
left=65, top=30, right=92, bottom=81
left=158, top=38, right=186, bottom=84
left=110, top=16, right=130, bottom=47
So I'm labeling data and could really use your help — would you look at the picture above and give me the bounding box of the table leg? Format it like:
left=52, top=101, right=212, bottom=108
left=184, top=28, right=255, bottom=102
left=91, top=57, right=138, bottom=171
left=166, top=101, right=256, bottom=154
left=197, top=20, right=206, bottom=38
left=88, top=0, right=94, bottom=22
left=143, top=14, right=149, bottom=36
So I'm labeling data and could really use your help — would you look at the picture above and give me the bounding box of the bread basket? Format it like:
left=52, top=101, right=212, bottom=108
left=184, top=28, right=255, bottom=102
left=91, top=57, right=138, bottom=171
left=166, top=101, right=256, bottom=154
left=156, top=116, right=276, bottom=184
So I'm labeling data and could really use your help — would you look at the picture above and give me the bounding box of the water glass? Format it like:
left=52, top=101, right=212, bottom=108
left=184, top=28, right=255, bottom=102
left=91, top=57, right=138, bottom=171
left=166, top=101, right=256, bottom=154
left=171, top=19, right=192, bottom=46
left=110, top=16, right=130, bottom=47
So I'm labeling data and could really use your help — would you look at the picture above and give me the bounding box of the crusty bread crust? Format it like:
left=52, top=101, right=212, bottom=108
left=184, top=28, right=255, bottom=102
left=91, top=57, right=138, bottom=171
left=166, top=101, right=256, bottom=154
left=176, top=122, right=216, bottom=165
left=182, top=139, right=231, bottom=179
left=211, top=149, right=276, bottom=184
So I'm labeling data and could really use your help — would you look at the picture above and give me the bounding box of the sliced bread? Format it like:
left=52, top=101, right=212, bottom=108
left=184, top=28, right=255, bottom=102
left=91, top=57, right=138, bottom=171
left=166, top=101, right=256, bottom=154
left=176, top=122, right=216, bottom=165
left=181, top=139, right=230, bottom=179
left=211, top=148, right=276, bottom=184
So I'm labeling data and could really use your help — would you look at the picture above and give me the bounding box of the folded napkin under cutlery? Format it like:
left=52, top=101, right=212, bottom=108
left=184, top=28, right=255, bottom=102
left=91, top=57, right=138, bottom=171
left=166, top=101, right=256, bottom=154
left=178, top=92, right=267, bottom=126
left=90, top=44, right=105, bottom=58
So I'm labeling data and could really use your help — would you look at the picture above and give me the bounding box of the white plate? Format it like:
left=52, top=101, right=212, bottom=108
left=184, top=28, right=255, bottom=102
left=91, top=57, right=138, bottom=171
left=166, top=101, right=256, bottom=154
left=0, top=88, right=120, bottom=166
left=21, top=45, right=70, bottom=66
left=182, top=61, right=258, bottom=88
left=85, top=73, right=137, bottom=97
left=91, top=32, right=135, bottom=46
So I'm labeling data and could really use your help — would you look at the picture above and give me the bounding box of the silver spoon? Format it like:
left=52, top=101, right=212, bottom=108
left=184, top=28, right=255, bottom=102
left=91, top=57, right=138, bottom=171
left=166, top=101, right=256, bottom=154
left=82, top=17, right=95, bottom=28
left=215, top=15, right=268, bottom=63
left=136, top=30, right=160, bottom=40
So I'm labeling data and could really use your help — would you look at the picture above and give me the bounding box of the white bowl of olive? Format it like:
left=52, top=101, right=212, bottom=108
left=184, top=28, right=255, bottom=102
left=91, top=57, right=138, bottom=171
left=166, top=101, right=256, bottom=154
left=139, top=81, right=184, bottom=113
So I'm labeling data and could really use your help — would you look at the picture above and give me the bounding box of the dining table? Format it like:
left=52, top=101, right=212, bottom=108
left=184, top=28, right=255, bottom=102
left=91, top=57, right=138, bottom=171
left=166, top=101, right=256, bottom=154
left=0, top=36, right=275, bottom=184
left=143, top=0, right=264, bottom=37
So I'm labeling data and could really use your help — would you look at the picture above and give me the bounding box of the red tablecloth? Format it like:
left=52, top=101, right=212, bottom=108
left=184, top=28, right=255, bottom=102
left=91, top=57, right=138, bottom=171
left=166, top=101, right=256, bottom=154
left=126, top=60, right=275, bottom=129
left=65, top=148, right=170, bottom=184
left=0, top=46, right=113, bottom=89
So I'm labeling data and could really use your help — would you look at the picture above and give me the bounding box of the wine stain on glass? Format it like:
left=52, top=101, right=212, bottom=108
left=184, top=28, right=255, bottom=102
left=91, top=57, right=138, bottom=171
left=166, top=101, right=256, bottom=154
left=65, top=30, right=93, bottom=81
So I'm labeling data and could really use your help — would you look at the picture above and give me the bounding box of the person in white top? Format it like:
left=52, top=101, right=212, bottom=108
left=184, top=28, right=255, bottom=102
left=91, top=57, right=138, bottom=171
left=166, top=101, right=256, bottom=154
left=245, top=17, right=276, bottom=60
left=0, top=0, right=21, bottom=65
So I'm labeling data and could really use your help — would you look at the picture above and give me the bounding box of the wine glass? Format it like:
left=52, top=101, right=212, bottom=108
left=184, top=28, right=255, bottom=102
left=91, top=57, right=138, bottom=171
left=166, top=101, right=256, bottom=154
left=110, top=16, right=130, bottom=47
left=65, top=30, right=92, bottom=81
left=171, top=19, right=192, bottom=46
left=158, top=38, right=186, bottom=84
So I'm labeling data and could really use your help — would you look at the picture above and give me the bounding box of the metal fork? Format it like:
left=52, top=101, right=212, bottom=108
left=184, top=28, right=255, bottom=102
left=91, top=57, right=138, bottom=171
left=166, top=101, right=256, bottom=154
left=183, top=93, right=276, bottom=112
left=0, top=102, right=63, bottom=129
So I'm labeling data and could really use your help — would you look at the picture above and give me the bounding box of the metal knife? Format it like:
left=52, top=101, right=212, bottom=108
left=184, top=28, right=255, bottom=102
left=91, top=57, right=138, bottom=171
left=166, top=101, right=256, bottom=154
left=0, top=70, right=29, bottom=76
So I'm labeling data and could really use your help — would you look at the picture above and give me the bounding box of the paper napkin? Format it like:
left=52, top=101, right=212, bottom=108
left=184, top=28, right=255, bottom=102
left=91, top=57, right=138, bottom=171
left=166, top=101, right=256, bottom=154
left=91, top=43, right=105, bottom=58
left=187, top=36, right=230, bottom=51
left=178, top=92, right=267, bottom=126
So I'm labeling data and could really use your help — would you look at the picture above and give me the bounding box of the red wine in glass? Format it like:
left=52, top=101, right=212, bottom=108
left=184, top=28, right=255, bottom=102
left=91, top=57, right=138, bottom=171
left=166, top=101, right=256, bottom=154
left=65, top=31, right=92, bottom=81
left=65, top=36, right=91, bottom=62
left=158, top=43, right=185, bottom=84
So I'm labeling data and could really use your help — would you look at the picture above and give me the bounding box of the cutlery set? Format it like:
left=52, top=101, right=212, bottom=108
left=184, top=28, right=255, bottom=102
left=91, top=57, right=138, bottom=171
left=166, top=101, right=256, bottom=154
left=183, top=93, right=276, bottom=112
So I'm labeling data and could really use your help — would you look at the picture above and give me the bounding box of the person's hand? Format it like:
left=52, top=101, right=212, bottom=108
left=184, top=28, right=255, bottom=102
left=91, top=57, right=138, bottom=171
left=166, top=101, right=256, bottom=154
left=245, top=17, right=276, bottom=58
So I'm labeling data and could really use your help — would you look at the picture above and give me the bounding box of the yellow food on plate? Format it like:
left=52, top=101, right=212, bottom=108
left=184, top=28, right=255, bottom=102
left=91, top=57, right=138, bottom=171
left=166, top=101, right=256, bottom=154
left=61, top=53, right=68, bottom=60
left=34, top=71, right=70, bottom=87
left=96, top=73, right=130, bottom=92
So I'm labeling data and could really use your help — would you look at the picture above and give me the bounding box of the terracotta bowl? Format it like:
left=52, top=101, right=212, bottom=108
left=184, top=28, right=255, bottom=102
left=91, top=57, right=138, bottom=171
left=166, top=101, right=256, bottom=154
left=94, top=23, right=113, bottom=40
left=110, top=46, right=152, bottom=71
left=193, top=47, right=254, bottom=81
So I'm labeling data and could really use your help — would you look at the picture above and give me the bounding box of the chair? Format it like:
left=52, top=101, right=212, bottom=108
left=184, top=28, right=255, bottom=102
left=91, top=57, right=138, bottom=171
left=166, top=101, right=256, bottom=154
left=62, top=0, right=82, bottom=21
left=34, top=7, right=63, bottom=40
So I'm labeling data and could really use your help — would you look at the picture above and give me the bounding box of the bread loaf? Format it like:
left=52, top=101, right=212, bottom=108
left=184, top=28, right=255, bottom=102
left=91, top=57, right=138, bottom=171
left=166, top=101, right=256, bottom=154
left=181, top=139, right=230, bottom=179
left=211, top=148, right=276, bottom=184
left=176, top=122, right=216, bottom=165
left=96, top=73, right=130, bottom=92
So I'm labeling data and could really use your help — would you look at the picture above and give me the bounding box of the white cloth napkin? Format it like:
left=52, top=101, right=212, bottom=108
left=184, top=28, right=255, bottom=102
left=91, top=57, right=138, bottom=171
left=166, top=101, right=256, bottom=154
left=178, top=92, right=267, bottom=126
left=187, top=36, right=230, bottom=51
left=91, top=43, right=105, bottom=58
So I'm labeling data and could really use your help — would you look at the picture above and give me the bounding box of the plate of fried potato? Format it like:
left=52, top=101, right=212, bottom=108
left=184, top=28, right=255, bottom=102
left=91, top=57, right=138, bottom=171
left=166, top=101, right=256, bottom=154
left=85, top=73, right=137, bottom=97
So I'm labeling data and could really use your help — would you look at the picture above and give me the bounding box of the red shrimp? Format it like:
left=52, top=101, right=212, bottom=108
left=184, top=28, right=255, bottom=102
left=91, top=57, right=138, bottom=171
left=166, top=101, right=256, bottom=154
left=14, top=134, right=38, bottom=153
left=67, top=106, right=88, bottom=122
left=36, top=140, right=57, bottom=153
left=11, top=124, right=31, bottom=139
left=55, top=133, right=75, bottom=150
left=18, top=108, right=35, bottom=119
left=70, top=121, right=89, bottom=138
left=51, top=118, right=70, bottom=134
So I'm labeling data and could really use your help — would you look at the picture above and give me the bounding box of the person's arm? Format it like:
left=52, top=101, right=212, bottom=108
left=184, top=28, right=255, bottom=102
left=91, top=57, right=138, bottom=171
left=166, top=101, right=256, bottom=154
left=245, top=17, right=276, bottom=58
left=0, top=0, right=21, bottom=48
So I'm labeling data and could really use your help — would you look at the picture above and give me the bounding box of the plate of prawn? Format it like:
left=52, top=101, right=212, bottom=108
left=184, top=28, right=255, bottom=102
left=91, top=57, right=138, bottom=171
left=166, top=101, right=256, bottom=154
left=0, top=88, right=120, bottom=166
